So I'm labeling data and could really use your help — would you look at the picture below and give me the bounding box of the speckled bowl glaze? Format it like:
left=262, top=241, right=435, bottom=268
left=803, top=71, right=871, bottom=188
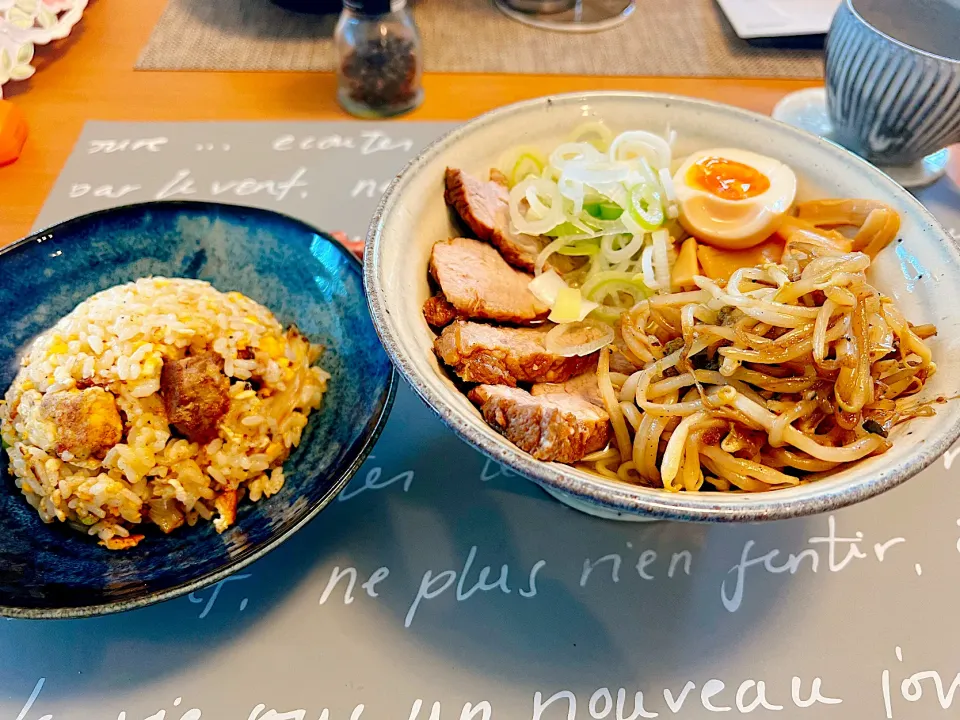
left=0, top=202, right=396, bottom=618
left=365, top=91, right=960, bottom=523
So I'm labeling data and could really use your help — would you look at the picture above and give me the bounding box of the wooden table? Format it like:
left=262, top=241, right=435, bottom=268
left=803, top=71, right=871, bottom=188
left=0, top=0, right=948, bottom=245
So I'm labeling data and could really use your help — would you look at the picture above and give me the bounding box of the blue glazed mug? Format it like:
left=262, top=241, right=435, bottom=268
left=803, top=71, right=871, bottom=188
left=825, top=0, right=960, bottom=167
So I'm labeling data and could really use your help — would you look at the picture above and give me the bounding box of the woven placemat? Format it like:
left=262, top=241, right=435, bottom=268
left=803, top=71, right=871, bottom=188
left=137, top=0, right=824, bottom=78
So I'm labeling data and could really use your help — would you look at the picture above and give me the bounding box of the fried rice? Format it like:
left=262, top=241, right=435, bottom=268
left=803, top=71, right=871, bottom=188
left=0, top=278, right=329, bottom=549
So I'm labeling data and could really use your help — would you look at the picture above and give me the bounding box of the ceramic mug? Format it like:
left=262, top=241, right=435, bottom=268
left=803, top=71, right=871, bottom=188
left=825, top=0, right=960, bottom=167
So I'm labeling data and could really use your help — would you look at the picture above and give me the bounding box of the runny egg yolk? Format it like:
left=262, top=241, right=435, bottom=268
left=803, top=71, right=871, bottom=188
left=672, top=148, right=798, bottom=250
left=686, top=156, right=771, bottom=201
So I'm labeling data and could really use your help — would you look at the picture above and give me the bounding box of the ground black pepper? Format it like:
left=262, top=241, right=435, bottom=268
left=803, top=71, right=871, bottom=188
left=341, top=35, right=419, bottom=111
left=335, top=0, right=423, bottom=118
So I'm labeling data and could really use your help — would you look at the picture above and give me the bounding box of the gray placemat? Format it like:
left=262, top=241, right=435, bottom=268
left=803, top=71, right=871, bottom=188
left=136, top=0, right=825, bottom=78
left=8, top=119, right=960, bottom=719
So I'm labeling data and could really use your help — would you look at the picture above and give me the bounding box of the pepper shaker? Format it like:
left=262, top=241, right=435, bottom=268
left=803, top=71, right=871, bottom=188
left=335, top=0, right=424, bottom=118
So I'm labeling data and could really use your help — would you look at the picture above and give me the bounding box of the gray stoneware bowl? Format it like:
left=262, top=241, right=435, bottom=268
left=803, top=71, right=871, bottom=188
left=364, top=92, right=960, bottom=522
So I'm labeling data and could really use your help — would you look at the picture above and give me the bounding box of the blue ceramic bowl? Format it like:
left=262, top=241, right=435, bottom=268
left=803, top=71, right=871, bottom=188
left=0, top=201, right=396, bottom=618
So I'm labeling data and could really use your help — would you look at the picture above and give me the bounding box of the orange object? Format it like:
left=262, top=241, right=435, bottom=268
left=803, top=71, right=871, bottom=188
left=685, top=155, right=771, bottom=201
left=671, top=237, right=701, bottom=291
left=697, top=236, right=784, bottom=283
left=0, top=101, right=29, bottom=167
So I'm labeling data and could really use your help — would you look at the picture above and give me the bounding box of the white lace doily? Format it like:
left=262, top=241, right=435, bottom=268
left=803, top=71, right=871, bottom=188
left=0, top=0, right=87, bottom=98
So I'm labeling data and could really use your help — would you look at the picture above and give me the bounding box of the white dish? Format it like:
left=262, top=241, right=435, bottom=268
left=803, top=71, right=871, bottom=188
left=364, top=91, right=960, bottom=522
left=716, top=0, right=840, bottom=39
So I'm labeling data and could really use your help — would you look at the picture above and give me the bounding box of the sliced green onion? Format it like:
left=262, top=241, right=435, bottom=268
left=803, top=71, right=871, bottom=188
left=557, top=240, right=601, bottom=256
left=567, top=121, right=616, bottom=153
left=497, top=145, right=547, bottom=188
left=536, top=235, right=578, bottom=274
left=589, top=279, right=651, bottom=305
left=585, top=273, right=652, bottom=322
left=581, top=271, right=651, bottom=304
left=651, top=228, right=672, bottom=291
left=609, top=131, right=672, bottom=168
left=577, top=211, right=623, bottom=234
left=584, top=201, right=624, bottom=220
left=512, top=153, right=545, bottom=186
left=640, top=245, right=658, bottom=289
left=600, top=233, right=645, bottom=264
left=581, top=271, right=641, bottom=295
left=627, top=183, right=665, bottom=232
left=544, top=221, right=586, bottom=238
left=510, top=177, right=565, bottom=236
left=549, top=143, right=605, bottom=173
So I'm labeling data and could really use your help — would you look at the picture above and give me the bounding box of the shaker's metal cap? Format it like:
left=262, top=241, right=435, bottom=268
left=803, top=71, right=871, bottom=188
left=343, top=0, right=406, bottom=13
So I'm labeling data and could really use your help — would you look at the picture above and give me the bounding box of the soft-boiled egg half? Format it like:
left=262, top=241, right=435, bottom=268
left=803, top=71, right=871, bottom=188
left=672, top=149, right=797, bottom=250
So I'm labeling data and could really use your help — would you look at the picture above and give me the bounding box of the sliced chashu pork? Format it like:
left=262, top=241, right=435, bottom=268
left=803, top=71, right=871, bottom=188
left=160, top=352, right=231, bottom=444
left=532, top=371, right=604, bottom=408
left=423, top=291, right=459, bottom=328
left=469, top=384, right=610, bottom=463
left=435, top=320, right=596, bottom=386
left=427, top=237, right=548, bottom=325
left=444, top=168, right=545, bottom=272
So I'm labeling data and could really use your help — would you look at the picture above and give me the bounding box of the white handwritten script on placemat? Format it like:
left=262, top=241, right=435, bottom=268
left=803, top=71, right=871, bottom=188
left=33, top=122, right=455, bottom=244
left=3, top=121, right=960, bottom=720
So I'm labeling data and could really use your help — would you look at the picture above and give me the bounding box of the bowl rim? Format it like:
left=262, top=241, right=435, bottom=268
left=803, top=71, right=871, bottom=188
left=364, top=90, right=960, bottom=523
left=0, top=200, right=398, bottom=619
